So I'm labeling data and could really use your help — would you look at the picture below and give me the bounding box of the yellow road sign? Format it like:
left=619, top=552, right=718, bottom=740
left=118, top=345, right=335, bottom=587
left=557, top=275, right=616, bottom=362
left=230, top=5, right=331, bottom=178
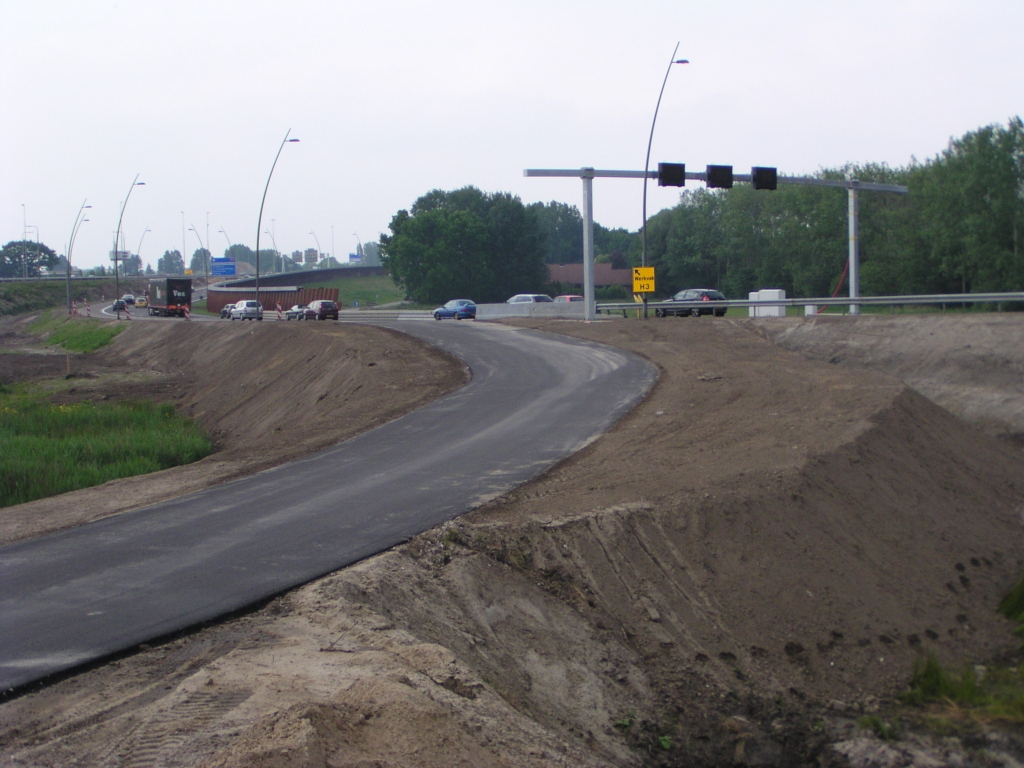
left=632, top=267, right=655, bottom=294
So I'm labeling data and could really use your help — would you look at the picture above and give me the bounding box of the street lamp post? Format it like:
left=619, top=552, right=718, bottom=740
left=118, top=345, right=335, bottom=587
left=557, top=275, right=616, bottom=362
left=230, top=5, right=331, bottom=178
left=353, top=232, right=362, bottom=263
left=641, top=42, right=688, bottom=318
left=263, top=228, right=279, bottom=273
left=255, top=129, right=299, bottom=310
left=114, top=175, right=145, bottom=319
left=218, top=227, right=232, bottom=252
left=189, top=223, right=207, bottom=275
left=136, top=227, right=151, bottom=276
left=66, top=200, right=92, bottom=313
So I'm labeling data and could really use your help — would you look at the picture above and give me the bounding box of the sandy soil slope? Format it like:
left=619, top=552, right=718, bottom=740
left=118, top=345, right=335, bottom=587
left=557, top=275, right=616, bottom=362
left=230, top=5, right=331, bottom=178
left=750, top=313, right=1024, bottom=444
left=0, top=316, right=467, bottom=545
left=1, top=313, right=1023, bottom=767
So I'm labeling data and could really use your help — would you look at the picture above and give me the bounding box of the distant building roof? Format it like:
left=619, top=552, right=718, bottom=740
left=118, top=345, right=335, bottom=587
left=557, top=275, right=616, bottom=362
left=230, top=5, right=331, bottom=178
left=547, top=263, right=632, bottom=287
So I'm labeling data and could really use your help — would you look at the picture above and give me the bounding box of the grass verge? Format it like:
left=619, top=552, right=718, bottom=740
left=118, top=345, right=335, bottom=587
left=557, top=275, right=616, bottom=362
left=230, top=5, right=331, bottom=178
left=27, top=310, right=126, bottom=352
left=301, top=275, right=405, bottom=307
left=0, top=383, right=211, bottom=508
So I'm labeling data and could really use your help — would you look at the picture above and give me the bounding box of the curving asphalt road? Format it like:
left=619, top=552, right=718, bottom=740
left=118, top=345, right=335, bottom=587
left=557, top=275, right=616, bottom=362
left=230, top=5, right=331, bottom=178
left=0, top=320, right=656, bottom=692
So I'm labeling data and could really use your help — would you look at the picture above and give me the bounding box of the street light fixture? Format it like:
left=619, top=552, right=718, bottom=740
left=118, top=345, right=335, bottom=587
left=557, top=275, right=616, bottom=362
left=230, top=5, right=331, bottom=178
left=255, top=129, right=299, bottom=310
left=263, top=228, right=280, bottom=273
left=114, top=175, right=145, bottom=318
left=641, top=42, right=688, bottom=318
left=218, top=227, right=232, bottom=252
left=189, top=223, right=206, bottom=272
left=66, top=200, right=92, bottom=313
left=136, top=227, right=151, bottom=266
left=353, top=232, right=363, bottom=263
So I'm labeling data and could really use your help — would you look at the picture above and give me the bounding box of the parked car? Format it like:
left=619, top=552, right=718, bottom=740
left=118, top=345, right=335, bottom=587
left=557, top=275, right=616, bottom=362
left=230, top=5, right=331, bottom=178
left=285, top=304, right=316, bottom=321
left=121, top=294, right=135, bottom=306
left=552, top=295, right=584, bottom=303
left=220, top=303, right=235, bottom=319
left=655, top=288, right=727, bottom=318
left=135, top=296, right=148, bottom=308
left=506, top=294, right=553, bottom=304
left=230, top=300, right=263, bottom=321
left=308, top=299, right=339, bottom=320
left=433, top=299, right=476, bottom=320
left=111, top=299, right=127, bottom=312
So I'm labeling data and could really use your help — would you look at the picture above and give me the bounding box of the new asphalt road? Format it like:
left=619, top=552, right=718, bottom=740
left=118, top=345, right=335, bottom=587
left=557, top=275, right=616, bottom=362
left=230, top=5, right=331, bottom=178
left=0, top=320, right=656, bottom=692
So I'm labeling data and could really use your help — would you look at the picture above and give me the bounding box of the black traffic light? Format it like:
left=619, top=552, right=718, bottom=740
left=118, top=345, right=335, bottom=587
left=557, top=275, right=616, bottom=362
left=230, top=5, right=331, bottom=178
left=657, top=162, right=686, bottom=187
left=752, top=166, right=777, bottom=191
left=706, top=165, right=733, bottom=189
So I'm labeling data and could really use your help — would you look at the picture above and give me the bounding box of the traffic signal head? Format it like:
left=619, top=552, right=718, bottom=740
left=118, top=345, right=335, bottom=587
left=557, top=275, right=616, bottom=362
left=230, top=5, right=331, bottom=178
left=752, top=166, right=777, bottom=191
left=706, top=165, right=733, bottom=189
left=657, top=163, right=686, bottom=187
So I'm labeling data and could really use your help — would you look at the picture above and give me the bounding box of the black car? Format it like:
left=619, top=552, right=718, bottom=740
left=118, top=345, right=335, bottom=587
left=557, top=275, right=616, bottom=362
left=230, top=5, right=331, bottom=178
left=111, top=299, right=127, bottom=312
left=308, top=300, right=339, bottom=320
left=655, top=289, right=727, bottom=318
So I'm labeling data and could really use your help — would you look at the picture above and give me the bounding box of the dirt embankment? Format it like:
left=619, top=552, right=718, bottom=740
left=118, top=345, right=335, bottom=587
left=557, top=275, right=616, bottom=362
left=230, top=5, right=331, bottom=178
left=1, top=314, right=1023, bottom=767
left=0, top=316, right=467, bottom=545
left=752, top=313, right=1024, bottom=445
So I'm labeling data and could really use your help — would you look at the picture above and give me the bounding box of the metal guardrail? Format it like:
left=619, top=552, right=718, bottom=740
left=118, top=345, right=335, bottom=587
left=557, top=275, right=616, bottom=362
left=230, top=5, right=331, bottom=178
left=336, top=309, right=432, bottom=322
left=597, top=292, right=1024, bottom=315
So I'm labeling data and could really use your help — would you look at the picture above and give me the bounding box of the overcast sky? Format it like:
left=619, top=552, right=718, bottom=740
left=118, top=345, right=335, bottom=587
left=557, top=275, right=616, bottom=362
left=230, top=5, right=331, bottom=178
left=2, top=0, right=1022, bottom=270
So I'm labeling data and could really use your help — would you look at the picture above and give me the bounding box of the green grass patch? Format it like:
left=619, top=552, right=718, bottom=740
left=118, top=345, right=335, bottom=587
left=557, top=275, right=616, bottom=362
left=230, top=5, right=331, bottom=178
left=0, top=385, right=211, bottom=507
left=301, top=275, right=405, bottom=307
left=893, top=653, right=1024, bottom=728
left=0, top=279, right=133, bottom=316
left=28, top=310, right=125, bottom=352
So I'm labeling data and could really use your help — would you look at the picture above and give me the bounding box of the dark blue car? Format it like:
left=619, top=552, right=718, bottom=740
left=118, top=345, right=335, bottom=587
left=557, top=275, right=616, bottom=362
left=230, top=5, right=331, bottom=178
left=433, top=299, right=476, bottom=320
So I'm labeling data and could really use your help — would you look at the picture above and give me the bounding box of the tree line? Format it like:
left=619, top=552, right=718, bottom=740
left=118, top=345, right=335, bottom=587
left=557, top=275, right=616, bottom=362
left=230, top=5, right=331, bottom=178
left=380, top=118, right=1023, bottom=303
left=637, top=117, right=1023, bottom=299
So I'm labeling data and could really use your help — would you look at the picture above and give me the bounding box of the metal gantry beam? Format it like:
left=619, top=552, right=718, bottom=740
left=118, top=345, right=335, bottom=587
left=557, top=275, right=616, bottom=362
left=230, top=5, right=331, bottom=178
left=524, top=167, right=908, bottom=318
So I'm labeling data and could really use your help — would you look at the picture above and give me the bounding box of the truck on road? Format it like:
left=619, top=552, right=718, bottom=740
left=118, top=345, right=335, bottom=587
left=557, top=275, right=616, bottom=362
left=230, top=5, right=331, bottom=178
left=147, top=278, right=192, bottom=318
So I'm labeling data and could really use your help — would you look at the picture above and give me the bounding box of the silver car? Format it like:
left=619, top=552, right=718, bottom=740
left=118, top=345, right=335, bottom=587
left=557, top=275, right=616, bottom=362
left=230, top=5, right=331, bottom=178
left=230, top=300, right=263, bottom=321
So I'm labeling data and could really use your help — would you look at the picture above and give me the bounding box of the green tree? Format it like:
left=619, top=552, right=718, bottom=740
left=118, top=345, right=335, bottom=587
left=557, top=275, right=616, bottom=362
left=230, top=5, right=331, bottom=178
left=158, top=250, right=185, bottom=275
left=528, top=201, right=583, bottom=263
left=1, top=240, right=57, bottom=278
left=121, top=254, right=143, bottom=275
left=381, top=187, right=546, bottom=303
left=189, top=248, right=211, bottom=275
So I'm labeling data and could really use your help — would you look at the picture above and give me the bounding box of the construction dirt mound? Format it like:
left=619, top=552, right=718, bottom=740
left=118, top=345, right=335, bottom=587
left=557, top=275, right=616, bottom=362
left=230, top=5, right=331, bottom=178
left=1, top=313, right=1023, bottom=767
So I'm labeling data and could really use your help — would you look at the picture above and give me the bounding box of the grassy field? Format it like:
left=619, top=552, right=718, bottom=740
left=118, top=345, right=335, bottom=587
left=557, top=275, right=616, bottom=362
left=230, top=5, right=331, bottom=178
left=302, top=275, right=406, bottom=307
left=0, top=384, right=212, bottom=508
left=27, top=310, right=126, bottom=351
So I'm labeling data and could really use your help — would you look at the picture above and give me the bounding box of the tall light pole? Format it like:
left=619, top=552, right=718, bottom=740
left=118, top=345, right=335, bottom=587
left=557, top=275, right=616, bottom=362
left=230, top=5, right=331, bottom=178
left=205, top=212, right=211, bottom=293
left=310, top=230, right=322, bottom=268
left=255, top=129, right=299, bottom=310
left=353, top=232, right=362, bottom=264
left=66, top=200, right=92, bottom=313
left=218, top=227, right=232, bottom=253
left=136, top=227, right=151, bottom=273
left=330, top=225, right=335, bottom=266
left=641, top=42, right=688, bottom=318
left=114, top=175, right=145, bottom=318
left=263, top=228, right=279, bottom=273
left=189, top=223, right=207, bottom=278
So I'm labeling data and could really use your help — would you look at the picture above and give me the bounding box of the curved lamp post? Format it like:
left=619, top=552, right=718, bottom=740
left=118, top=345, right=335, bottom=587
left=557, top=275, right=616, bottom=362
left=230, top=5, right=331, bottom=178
left=353, top=232, right=362, bottom=263
left=114, top=175, right=145, bottom=318
left=66, top=200, right=91, bottom=313
left=218, top=227, right=232, bottom=252
left=136, top=227, right=151, bottom=265
left=641, top=43, right=688, bottom=318
left=263, top=228, right=280, bottom=273
left=255, top=129, right=299, bottom=310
